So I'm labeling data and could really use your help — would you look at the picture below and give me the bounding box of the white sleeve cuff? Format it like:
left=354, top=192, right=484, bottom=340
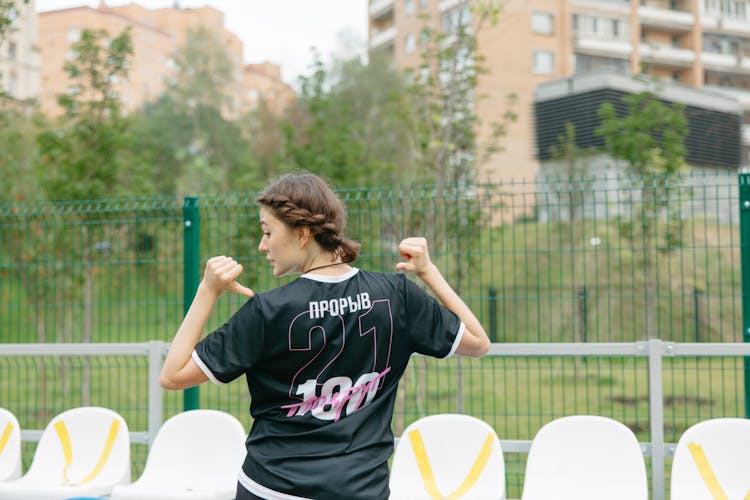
left=445, top=322, right=466, bottom=358
left=191, top=350, right=225, bottom=386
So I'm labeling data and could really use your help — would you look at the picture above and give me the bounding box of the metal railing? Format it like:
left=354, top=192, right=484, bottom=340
left=2, top=339, right=748, bottom=499
left=1, top=170, right=748, bottom=495
left=1, top=342, right=167, bottom=447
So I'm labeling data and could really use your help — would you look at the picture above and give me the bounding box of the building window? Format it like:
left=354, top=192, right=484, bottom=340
left=8, top=42, right=16, bottom=61
left=8, top=75, right=17, bottom=97
left=533, top=50, right=555, bottom=74
left=704, top=0, right=749, bottom=21
left=703, top=33, right=741, bottom=54
left=574, top=53, right=629, bottom=73
left=419, top=0, right=428, bottom=9
left=405, top=33, right=416, bottom=53
left=419, top=28, right=430, bottom=46
left=67, top=29, right=81, bottom=43
left=442, top=4, right=472, bottom=33
left=573, top=14, right=629, bottom=39
left=405, top=0, right=415, bottom=15
left=418, top=66, right=430, bottom=83
left=532, top=12, right=554, bottom=35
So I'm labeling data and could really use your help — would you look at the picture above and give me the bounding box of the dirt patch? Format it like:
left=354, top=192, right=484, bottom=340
left=610, top=395, right=712, bottom=406
left=663, top=395, right=712, bottom=406
left=625, top=421, right=679, bottom=435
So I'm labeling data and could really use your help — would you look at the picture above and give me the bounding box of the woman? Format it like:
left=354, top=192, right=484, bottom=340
left=160, top=172, right=490, bottom=500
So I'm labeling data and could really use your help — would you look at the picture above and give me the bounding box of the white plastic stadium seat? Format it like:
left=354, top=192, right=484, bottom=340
left=521, top=415, right=648, bottom=500
left=0, top=406, right=131, bottom=499
left=0, top=407, right=22, bottom=481
left=389, top=413, right=505, bottom=500
left=110, top=409, right=247, bottom=500
left=671, top=417, right=750, bottom=500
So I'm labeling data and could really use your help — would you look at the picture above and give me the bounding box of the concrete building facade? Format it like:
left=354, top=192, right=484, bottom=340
left=534, top=72, right=741, bottom=223
left=369, top=0, right=750, bottom=183
left=242, top=62, right=296, bottom=116
left=0, top=0, right=40, bottom=102
left=38, top=1, right=294, bottom=117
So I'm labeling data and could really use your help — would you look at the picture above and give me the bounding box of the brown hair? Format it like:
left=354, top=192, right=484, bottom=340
left=256, top=172, right=361, bottom=263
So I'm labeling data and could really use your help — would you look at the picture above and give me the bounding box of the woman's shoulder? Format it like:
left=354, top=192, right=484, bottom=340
left=355, top=269, right=411, bottom=292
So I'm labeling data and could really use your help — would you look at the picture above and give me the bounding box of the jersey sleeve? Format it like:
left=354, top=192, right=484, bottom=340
left=193, top=296, right=265, bottom=384
left=402, top=275, right=464, bottom=358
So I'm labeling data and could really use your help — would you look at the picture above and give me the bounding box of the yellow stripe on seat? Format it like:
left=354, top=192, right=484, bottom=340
left=408, top=429, right=496, bottom=499
left=0, top=423, right=14, bottom=455
left=54, top=417, right=121, bottom=486
left=409, top=430, right=443, bottom=499
left=54, top=420, right=74, bottom=484
left=78, top=418, right=120, bottom=485
left=688, top=442, right=728, bottom=500
left=446, top=433, right=495, bottom=500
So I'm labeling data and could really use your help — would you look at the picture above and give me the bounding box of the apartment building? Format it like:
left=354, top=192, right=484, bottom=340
left=38, top=2, right=294, bottom=117
left=242, top=62, right=296, bottom=116
left=369, top=0, right=750, bottom=182
left=38, top=4, right=172, bottom=115
left=0, top=0, right=40, bottom=102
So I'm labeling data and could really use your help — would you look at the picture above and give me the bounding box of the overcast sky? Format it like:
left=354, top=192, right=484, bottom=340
left=36, top=0, right=369, bottom=86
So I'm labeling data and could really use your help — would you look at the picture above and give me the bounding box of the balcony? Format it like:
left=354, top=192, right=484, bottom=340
left=638, top=6, right=694, bottom=31
left=439, top=0, right=462, bottom=12
left=702, top=52, right=742, bottom=71
left=570, top=0, right=629, bottom=15
left=370, top=26, right=396, bottom=50
left=639, top=44, right=695, bottom=67
left=701, top=16, right=750, bottom=37
left=574, top=36, right=632, bottom=58
left=369, top=0, right=394, bottom=20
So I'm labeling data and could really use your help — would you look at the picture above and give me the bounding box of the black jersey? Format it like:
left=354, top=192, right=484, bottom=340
left=193, top=268, right=464, bottom=500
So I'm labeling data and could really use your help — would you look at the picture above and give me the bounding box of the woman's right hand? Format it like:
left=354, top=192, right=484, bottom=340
left=395, top=237, right=436, bottom=278
left=202, top=256, right=255, bottom=298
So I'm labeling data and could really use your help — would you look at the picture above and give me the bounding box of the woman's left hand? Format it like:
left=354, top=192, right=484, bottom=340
left=202, top=255, right=255, bottom=298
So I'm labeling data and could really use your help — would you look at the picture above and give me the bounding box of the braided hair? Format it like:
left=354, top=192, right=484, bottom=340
left=256, top=173, right=361, bottom=264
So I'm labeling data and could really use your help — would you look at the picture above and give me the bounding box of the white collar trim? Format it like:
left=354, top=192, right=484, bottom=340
left=301, top=267, right=359, bottom=282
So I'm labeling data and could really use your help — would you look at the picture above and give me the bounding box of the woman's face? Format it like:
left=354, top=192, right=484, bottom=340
left=258, top=207, right=303, bottom=277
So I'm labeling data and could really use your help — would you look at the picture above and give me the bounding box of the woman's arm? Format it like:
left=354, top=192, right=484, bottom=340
left=395, top=237, right=491, bottom=358
left=160, top=256, right=254, bottom=390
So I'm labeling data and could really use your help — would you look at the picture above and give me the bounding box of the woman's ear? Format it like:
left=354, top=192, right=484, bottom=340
left=296, top=226, right=311, bottom=247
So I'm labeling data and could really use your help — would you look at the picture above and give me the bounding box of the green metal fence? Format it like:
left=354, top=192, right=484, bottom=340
left=0, top=169, right=746, bottom=497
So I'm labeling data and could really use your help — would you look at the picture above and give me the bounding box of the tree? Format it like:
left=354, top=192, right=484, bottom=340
left=407, top=0, right=516, bottom=185
left=131, top=26, right=258, bottom=196
left=277, top=51, right=416, bottom=187
left=171, top=26, right=234, bottom=115
left=0, top=110, right=44, bottom=202
left=547, top=122, right=594, bottom=222
left=596, top=79, right=688, bottom=339
left=388, top=0, right=517, bottom=415
left=0, top=0, right=31, bottom=107
left=0, top=0, right=27, bottom=45
left=37, top=28, right=138, bottom=199
left=30, top=27, right=135, bottom=406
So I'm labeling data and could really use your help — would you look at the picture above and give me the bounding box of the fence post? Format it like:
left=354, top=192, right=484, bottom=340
left=488, top=287, right=497, bottom=342
left=182, top=196, right=200, bottom=411
left=147, top=341, right=164, bottom=448
left=693, top=287, right=703, bottom=343
left=739, top=172, right=750, bottom=418
left=578, top=285, right=588, bottom=343
left=648, top=339, right=665, bottom=500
